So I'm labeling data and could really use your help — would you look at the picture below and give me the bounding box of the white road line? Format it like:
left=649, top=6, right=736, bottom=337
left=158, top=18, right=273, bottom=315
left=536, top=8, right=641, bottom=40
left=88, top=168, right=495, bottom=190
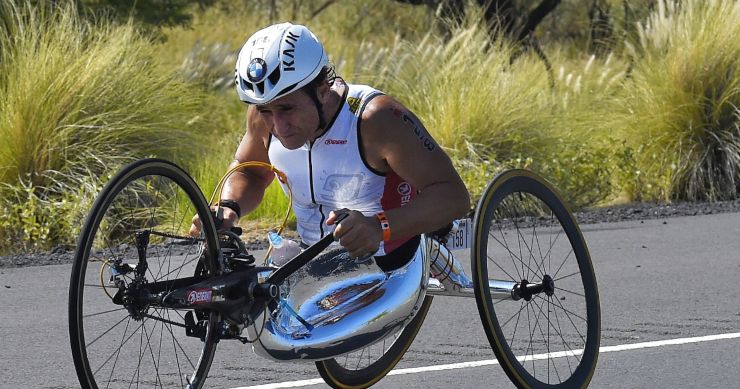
left=230, top=332, right=740, bottom=389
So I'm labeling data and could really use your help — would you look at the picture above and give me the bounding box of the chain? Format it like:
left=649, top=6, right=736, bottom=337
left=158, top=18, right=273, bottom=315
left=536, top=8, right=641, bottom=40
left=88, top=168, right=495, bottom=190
left=147, top=230, right=204, bottom=243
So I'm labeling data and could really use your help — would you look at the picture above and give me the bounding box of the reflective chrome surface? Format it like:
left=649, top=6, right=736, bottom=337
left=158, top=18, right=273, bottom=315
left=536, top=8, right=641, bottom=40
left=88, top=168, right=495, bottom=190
left=248, top=240, right=429, bottom=361
left=426, top=238, right=518, bottom=300
left=426, top=238, right=474, bottom=296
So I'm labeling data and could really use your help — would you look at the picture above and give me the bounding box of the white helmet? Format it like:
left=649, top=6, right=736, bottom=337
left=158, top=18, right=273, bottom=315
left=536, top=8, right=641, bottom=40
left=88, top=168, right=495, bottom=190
left=235, top=23, right=329, bottom=105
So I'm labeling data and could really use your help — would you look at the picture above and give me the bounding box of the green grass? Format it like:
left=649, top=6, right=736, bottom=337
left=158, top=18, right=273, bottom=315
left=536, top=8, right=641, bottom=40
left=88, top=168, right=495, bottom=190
left=618, top=0, right=740, bottom=201
left=1, top=0, right=739, bottom=254
left=341, top=15, right=625, bottom=207
left=0, top=1, right=224, bottom=253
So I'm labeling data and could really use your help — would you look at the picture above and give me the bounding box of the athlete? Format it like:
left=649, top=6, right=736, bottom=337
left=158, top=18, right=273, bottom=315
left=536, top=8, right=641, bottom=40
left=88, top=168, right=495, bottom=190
left=190, top=23, right=469, bottom=262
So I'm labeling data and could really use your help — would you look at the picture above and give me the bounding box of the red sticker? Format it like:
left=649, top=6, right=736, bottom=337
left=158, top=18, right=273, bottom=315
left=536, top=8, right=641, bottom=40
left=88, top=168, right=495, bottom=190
left=187, top=289, right=213, bottom=304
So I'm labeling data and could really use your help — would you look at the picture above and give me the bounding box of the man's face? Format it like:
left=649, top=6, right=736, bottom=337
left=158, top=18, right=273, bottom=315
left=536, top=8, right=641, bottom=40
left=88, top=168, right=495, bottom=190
left=256, top=89, right=320, bottom=150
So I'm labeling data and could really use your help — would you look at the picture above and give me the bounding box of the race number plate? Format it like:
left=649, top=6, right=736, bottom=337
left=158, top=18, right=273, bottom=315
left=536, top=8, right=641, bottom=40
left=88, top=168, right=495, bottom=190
left=446, top=218, right=472, bottom=251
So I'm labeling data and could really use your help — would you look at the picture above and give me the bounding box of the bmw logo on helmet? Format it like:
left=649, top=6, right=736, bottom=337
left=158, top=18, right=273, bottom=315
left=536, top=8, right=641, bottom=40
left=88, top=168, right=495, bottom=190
left=247, top=58, right=268, bottom=82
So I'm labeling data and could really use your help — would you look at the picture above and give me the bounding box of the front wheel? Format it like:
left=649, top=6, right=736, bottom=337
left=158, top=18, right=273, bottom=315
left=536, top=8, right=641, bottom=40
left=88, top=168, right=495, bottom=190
left=68, top=159, right=222, bottom=389
left=472, top=169, right=600, bottom=388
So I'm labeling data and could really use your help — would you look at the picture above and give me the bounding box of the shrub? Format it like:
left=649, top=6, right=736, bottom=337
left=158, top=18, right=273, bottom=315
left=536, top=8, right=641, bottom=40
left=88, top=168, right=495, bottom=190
left=619, top=0, right=740, bottom=201
left=0, top=1, right=222, bottom=253
left=346, top=16, right=620, bottom=208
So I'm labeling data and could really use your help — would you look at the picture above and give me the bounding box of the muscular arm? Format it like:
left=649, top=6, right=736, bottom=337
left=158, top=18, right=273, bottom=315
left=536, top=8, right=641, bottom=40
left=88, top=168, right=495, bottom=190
left=329, top=95, right=470, bottom=255
left=190, top=107, right=274, bottom=235
left=221, top=107, right=276, bottom=218
left=366, top=95, right=470, bottom=238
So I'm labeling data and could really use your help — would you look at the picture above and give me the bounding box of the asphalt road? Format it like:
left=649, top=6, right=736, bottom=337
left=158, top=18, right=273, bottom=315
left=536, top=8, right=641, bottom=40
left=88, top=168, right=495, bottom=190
left=1, top=212, right=738, bottom=388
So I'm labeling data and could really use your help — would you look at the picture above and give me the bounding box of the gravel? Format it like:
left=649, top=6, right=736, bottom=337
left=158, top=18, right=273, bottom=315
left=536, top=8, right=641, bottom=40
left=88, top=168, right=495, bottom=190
left=2, top=200, right=739, bottom=269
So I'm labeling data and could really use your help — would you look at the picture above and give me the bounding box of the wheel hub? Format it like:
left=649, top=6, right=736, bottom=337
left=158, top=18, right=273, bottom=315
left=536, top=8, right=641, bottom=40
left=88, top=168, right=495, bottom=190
left=515, top=274, right=555, bottom=301
left=542, top=274, right=555, bottom=296
left=122, top=279, right=150, bottom=321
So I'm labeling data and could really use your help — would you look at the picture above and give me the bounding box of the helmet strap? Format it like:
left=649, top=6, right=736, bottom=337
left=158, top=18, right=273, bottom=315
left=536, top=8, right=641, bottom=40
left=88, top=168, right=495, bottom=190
left=305, top=86, right=327, bottom=131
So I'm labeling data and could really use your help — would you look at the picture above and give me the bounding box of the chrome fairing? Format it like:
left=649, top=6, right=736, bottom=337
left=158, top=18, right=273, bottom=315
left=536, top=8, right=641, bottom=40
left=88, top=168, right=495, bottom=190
left=248, top=238, right=429, bottom=361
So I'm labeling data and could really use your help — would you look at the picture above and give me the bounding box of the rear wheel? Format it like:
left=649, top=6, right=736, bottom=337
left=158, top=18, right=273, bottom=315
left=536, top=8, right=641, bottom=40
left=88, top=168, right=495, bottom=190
left=472, top=169, right=600, bottom=388
left=69, top=159, right=221, bottom=389
left=315, top=296, right=433, bottom=389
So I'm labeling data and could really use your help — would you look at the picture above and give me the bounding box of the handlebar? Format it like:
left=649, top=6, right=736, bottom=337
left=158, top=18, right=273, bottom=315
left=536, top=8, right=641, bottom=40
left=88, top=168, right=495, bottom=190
left=266, top=212, right=349, bottom=285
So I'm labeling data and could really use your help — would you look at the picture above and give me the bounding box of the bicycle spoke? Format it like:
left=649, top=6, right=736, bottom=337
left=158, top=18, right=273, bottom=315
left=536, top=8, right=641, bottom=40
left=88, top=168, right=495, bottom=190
left=486, top=251, right=520, bottom=283
left=142, top=313, right=187, bottom=329
left=87, top=314, right=131, bottom=349
left=546, top=296, right=562, bottom=383
left=554, top=270, right=580, bottom=283
left=548, top=210, right=554, bottom=274
left=490, top=225, right=524, bottom=280
left=130, top=320, right=145, bottom=389
left=154, top=255, right=199, bottom=284
left=158, top=311, right=198, bottom=371
left=524, top=302, right=535, bottom=377
left=532, top=222, right=548, bottom=284
left=540, top=294, right=553, bottom=384
left=552, top=249, right=574, bottom=280
left=488, top=233, right=541, bottom=281
left=355, top=346, right=365, bottom=370
left=555, top=285, right=585, bottom=298
left=530, top=296, right=565, bottom=383
left=514, top=217, right=525, bottom=282
left=501, top=300, right=529, bottom=329
left=547, top=299, right=581, bottom=370
left=141, top=318, right=164, bottom=387
left=512, top=216, right=544, bottom=281
left=537, top=300, right=587, bottom=369
left=93, top=318, right=146, bottom=376
left=156, top=310, right=165, bottom=388
left=167, top=308, right=186, bottom=389
left=84, top=307, right=128, bottom=319
left=539, top=294, right=588, bottom=325
left=508, top=302, right=523, bottom=350
left=541, top=226, right=564, bottom=274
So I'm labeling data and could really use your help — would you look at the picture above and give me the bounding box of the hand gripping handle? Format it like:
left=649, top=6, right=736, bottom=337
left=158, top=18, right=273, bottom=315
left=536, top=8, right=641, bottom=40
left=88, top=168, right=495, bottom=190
left=266, top=212, right=349, bottom=285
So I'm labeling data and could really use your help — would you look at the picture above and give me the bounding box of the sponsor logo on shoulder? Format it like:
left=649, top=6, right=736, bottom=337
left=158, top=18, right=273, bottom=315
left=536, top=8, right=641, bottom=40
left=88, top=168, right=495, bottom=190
left=398, top=182, right=412, bottom=206
left=347, top=97, right=361, bottom=113
left=187, top=289, right=213, bottom=304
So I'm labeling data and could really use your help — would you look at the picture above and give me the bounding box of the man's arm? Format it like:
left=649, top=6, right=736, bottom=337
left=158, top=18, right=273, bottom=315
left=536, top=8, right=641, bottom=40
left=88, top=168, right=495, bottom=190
left=220, top=107, right=275, bottom=217
left=190, top=107, right=274, bottom=235
left=328, top=95, right=470, bottom=257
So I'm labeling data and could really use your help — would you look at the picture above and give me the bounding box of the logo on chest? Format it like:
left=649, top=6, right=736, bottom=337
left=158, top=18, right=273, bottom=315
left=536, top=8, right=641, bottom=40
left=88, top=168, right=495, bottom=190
left=319, top=174, right=364, bottom=202
left=324, top=138, right=348, bottom=145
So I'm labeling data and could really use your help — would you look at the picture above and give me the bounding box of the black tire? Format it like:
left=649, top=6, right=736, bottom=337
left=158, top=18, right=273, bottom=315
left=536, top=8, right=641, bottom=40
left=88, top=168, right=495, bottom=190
left=69, top=159, right=221, bottom=389
left=315, top=296, right=433, bottom=389
left=472, top=169, right=600, bottom=388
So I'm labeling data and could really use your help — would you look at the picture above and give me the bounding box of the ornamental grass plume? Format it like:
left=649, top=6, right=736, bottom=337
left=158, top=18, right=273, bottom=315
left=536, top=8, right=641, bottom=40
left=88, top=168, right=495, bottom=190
left=619, top=0, right=740, bottom=201
left=0, top=1, right=221, bottom=252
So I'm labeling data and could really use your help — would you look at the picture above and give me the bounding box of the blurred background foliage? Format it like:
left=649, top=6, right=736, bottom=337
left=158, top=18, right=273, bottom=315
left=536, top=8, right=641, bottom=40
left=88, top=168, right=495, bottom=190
left=1, top=0, right=738, bottom=253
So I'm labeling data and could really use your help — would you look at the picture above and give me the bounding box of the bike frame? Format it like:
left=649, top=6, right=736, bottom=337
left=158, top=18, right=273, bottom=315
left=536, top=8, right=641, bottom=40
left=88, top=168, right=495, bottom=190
left=115, top=216, right=538, bottom=344
left=426, top=235, right=523, bottom=300
left=72, top=161, right=598, bottom=389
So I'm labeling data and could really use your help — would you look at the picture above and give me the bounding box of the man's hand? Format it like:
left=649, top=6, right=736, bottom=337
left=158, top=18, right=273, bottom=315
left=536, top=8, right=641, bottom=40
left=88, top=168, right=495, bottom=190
left=326, top=209, right=383, bottom=258
left=188, top=206, right=239, bottom=236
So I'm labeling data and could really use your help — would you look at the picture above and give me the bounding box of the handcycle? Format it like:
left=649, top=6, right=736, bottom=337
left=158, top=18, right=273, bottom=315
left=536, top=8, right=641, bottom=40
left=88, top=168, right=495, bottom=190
left=68, top=158, right=600, bottom=389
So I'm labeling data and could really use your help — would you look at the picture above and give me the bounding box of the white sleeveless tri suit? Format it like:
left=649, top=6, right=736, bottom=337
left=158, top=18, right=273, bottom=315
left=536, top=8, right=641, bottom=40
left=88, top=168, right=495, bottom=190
left=267, top=82, right=415, bottom=255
